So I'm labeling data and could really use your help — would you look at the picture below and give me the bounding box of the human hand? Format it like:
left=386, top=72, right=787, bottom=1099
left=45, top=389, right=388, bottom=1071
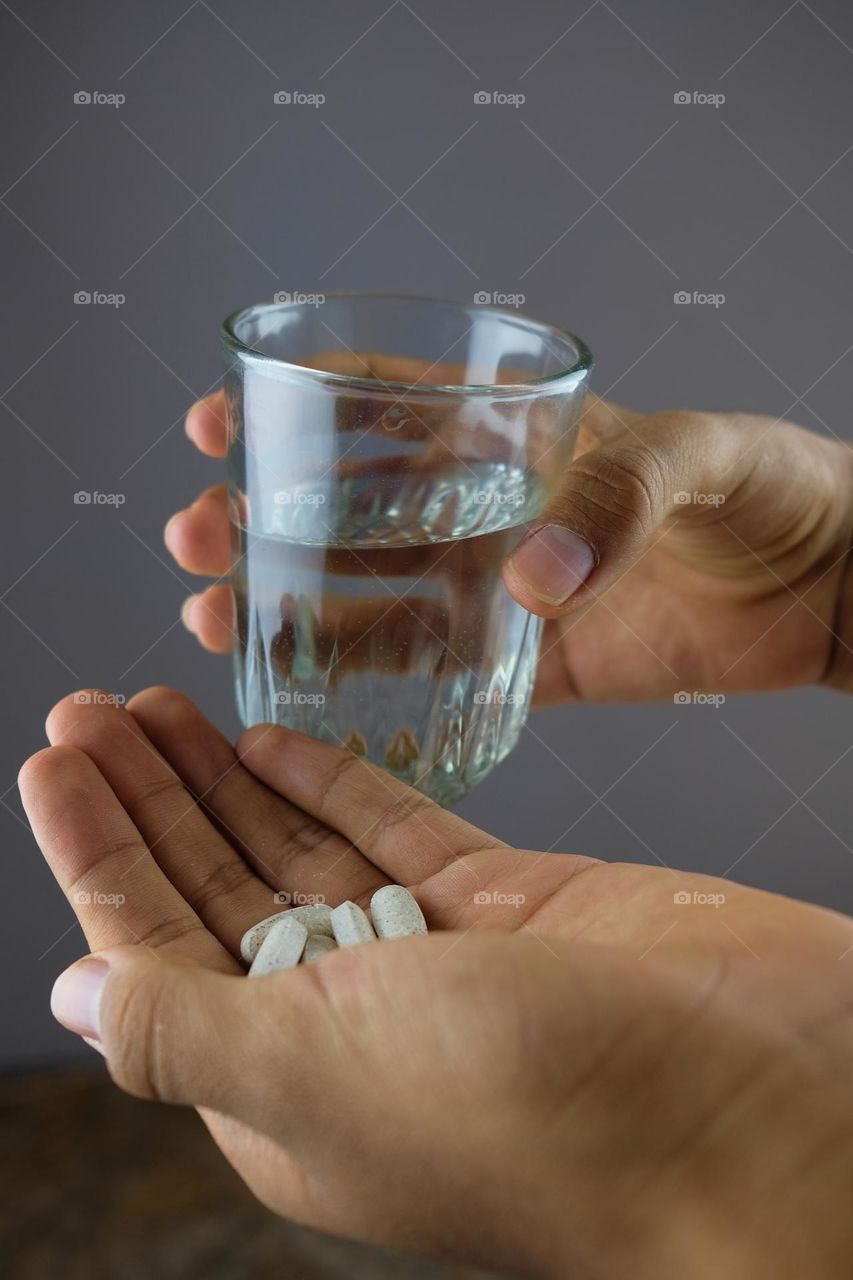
left=168, top=389, right=853, bottom=702
left=21, top=688, right=853, bottom=1278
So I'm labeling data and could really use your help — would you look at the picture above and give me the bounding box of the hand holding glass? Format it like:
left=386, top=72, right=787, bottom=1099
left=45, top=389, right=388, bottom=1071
left=221, top=294, right=591, bottom=803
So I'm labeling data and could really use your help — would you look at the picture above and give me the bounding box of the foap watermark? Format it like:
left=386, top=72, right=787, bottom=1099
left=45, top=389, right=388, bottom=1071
left=474, top=90, right=525, bottom=108
left=674, top=490, right=726, bottom=507
left=473, top=890, right=526, bottom=907
left=74, top=90, right=125, bottom=108
left=74, top=290, right=126, bottom=307
left=273, top=889, right=327, bottom=906
left=73, top=690, right=126, bottom=707
left=273, top=90, right=325, bottom=108
left=674, top=889, right=726, bottom=908
left=673, top=690, right=726, bottom=708
left=474, top=290, right=525, bottom=308
left=673, top=90, right=725, bottom=109
left=474, top=690, right=524, bottom=705
left=674, top=290, right=725, bottom=308
left=274, top=489, right=326, bottom=506
left=74, top=490, right=126, bottom=506
left=473, top=489, right=524, bottom=507
left=275, top=690, right=326, bottom=706
left=73, top=889, right=126, bottom=907
left=274, top=290, right=325, bottom=307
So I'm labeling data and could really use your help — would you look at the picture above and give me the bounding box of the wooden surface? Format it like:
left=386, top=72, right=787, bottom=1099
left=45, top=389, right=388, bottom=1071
left=0, top=1064, right=508, bottom=1280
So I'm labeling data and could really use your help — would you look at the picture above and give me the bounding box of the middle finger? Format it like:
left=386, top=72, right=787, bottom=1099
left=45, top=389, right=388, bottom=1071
left=127, top=687, right=389, bottom=909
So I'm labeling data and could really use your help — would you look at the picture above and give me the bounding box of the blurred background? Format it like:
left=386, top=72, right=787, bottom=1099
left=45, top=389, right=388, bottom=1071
left=2, top=0, right=852, bottom=1275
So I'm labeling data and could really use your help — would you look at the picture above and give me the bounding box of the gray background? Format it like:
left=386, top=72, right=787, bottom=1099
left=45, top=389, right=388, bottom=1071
left=2, top=0, right=853, bottom=1068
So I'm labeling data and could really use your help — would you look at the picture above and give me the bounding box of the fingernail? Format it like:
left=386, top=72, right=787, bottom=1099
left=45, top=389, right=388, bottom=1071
left=509, top=525, right=596, bottom=604
left=181, top=595, right=199, bottom=633
left=51, top=955, right=109, bottom=1040
left=163, top=511, right=185, bottom=548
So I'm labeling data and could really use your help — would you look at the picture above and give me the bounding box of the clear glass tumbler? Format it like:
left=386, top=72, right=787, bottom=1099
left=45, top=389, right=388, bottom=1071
left=221, top=293, right=591, bottom=805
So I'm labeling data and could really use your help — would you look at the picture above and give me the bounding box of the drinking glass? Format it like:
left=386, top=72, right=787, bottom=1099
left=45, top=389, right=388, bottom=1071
left=221, top=293, right=591, bottom=805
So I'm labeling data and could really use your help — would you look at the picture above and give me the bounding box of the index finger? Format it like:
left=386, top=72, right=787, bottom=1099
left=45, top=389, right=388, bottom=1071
left=236, top=724, right=506, bottom=884
left=186, top=390, right=228, bottom=457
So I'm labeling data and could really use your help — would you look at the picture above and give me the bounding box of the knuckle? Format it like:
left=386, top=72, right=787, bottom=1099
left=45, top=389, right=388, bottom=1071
left=131, top=686, right=194, bottom=722
left=105, top=968, right=174, bottom=1103
left=130, top=773, right=188, bottom=806
left=135, top=914, right=206, bottom=951
left=64, top=835, right=142, bottom=902
left=369, top=787, right=437, bottom=848
left=265, top=811, right=338, bottom=868
left=19, top=744, right=76, bottom=792
left=317, top=748, right=438, bottom=852
left=190, top=856, right=255, bottom=915
left=595, top=449, right=664, bottom=522
left=435, top=839, right=505, bottom=872
left=290, top=814, right=338, bottom=853
left=47, top=690, right=122, bottom=732
left=317, top=751, right=365, bottom=818
left=197, top=767, right=235, bottom=814
left=568, top=447, right=665, bottom=539
left=648, top=408, right=709, bottom=438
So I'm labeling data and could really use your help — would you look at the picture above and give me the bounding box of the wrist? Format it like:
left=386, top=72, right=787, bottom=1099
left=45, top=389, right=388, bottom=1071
left=529, top=958, right=853, bottom=1280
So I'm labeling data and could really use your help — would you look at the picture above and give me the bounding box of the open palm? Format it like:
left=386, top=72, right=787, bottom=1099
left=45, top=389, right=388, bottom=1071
left=21, top=686, right=853, bottom=1230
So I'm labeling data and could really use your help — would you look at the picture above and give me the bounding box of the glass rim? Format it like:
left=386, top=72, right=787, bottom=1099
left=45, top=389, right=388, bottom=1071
left=220, top=291, right=593, bottom=397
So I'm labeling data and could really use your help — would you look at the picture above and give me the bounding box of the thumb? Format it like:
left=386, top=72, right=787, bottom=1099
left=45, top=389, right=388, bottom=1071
left=50, top=947, right=322, bottom=1125
left=504, top=411, right=737, bottom=616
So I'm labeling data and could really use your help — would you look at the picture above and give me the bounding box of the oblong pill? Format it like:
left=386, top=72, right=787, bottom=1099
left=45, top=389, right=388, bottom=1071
left=370, top=885, right=427, bottom=939
left=330, top=900, right=377, bottom=946
left=241, top=902, right=333, bottom=963
left=303, top=934, right=338, bottom=964
left=248, top=916, right=308, bottom=976
left=290, top=902, right=334, bottom=935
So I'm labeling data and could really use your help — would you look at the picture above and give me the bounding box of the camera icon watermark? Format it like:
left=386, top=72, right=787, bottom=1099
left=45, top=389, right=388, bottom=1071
left=673, top=889, right=726, bottom=908
left=273, top=290, right=325, bottom=307
left=673, top=690, right=726, bottom=708
left=275, top=690, right=326, bottom=706
left=674, top=290, right=725, bottom=307
left=273, top=89, right=325, bottom=107
left=74, top=490, right=126, bottom=506
left=74, top=290, right=125, bottom=307
left=673, top=90, right=725, bottom=108
left=473, top=689, right=525, bottom=705
left=473, top=90, right=525, bottom=108
left=74, top=89, right=126, bottom=108
left=73, top=889, right=126, bottom=907
left=474, top=290, right=525, bottom=308
left=473, top=889, right=526, bottom=907
left=273, top=489, right=327, bottom=506
left=673, top=490, right=726, bottom=507
left=273, top=889, right=327, bottom=906
left=473, top=489, right=524, bottom=507
left=73, top=690, right=126, bottom=706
